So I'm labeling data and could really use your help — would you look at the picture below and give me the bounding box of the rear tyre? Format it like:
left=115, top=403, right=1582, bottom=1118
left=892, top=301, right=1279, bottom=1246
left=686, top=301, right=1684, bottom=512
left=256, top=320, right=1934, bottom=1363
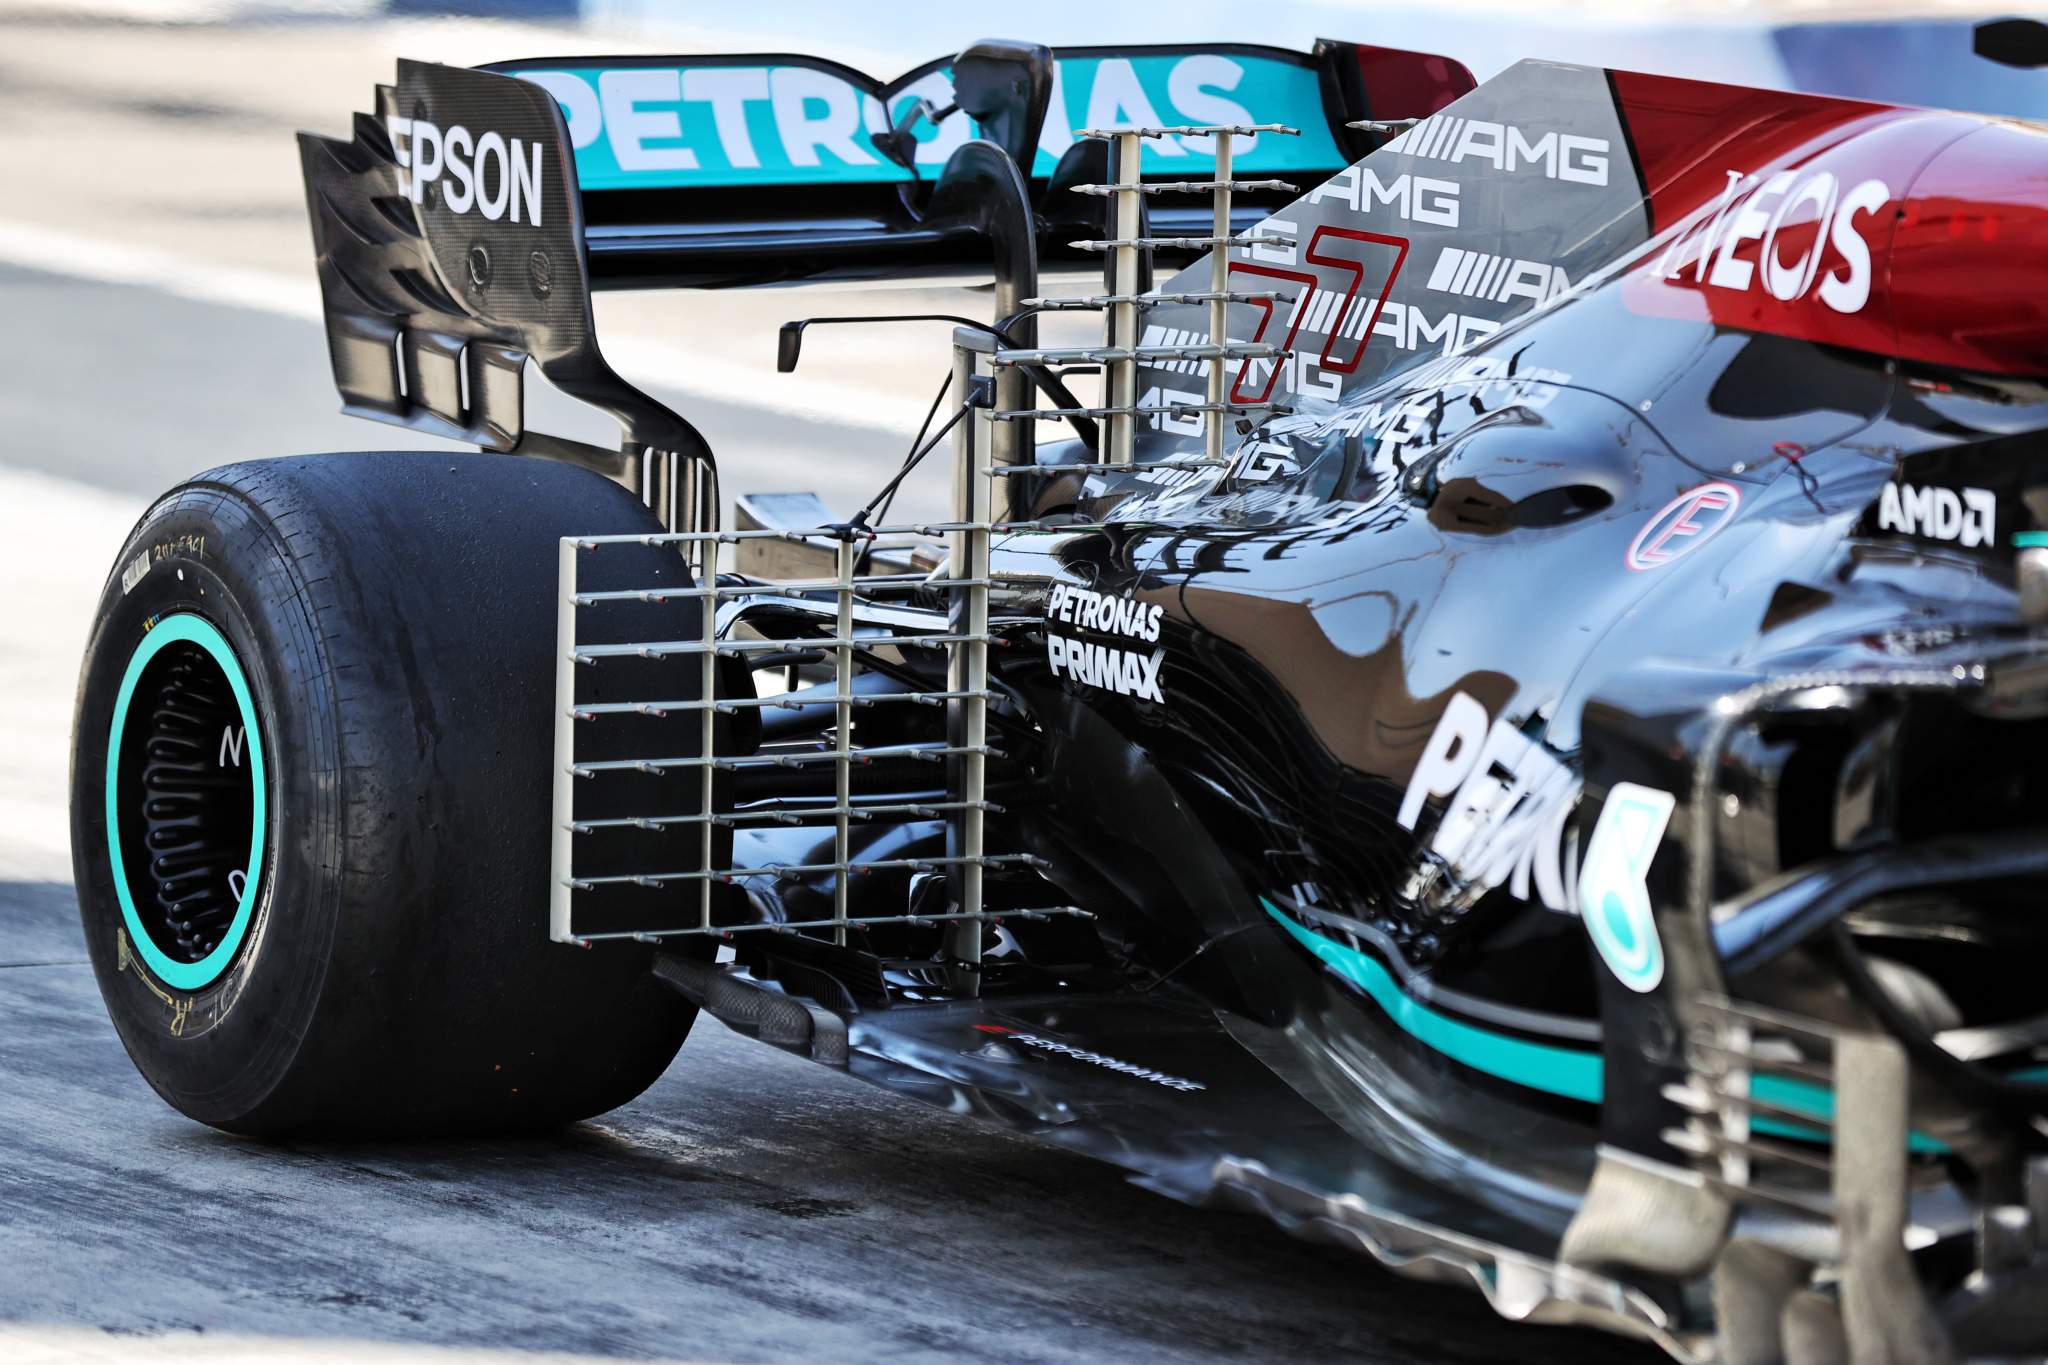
left=71, top=451, right=709, bottom=1137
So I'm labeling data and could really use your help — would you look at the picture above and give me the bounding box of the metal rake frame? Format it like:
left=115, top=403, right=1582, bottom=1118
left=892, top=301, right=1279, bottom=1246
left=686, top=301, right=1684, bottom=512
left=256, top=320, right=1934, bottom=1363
left=550, top=121, right=1303, bottom=952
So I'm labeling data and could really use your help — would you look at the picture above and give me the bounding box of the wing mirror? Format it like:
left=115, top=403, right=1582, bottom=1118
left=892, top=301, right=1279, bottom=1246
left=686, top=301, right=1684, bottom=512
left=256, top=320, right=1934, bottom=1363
left=1976, top=18, right=2048, bottom=68
left=777, top=320, right=807, bottom=374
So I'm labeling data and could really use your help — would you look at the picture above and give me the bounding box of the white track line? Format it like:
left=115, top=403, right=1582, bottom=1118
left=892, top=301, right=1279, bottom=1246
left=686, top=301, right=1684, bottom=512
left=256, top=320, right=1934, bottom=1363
left=0, top=220, right=323, bottom=321
left=0, top=220, right=919, bottom=434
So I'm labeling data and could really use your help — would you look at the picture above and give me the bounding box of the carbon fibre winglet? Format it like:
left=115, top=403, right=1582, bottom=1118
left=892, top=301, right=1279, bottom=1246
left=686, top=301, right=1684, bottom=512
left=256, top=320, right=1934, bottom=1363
left=297, top=60, right=710, bottom=483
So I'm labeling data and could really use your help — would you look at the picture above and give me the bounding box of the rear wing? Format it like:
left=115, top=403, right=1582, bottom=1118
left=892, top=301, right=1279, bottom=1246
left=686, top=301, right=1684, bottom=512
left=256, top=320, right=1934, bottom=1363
left=482, top=41, right=1473, bottom=287
left=296, top=40, right=1471, bottom=486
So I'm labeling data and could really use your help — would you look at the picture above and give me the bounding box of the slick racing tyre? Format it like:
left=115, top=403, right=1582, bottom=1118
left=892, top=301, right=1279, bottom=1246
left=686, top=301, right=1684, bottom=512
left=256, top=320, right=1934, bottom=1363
left=72, top=452, right=711, bottom=1137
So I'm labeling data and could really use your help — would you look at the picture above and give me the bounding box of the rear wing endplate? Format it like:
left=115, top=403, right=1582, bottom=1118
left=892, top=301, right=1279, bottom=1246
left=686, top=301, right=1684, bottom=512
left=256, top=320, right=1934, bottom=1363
left=298, top=59, right=707, bottom=481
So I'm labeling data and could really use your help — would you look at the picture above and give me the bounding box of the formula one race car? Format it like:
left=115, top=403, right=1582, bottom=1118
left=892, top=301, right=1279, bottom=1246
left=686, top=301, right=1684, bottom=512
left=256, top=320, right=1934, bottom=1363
left=70, top=22, right=2048, bottom=1364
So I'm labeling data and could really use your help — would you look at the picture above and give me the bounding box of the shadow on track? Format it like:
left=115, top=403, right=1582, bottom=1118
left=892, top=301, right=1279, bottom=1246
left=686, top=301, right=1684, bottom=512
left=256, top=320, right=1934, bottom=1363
left=0, top=878, right=1662, bottom=1364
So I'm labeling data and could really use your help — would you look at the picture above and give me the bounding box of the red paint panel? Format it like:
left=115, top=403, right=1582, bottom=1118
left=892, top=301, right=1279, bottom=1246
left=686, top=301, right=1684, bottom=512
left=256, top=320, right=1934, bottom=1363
left=1606, top=70, right=1891, bottom=235
left=1605, top=67, right=2048, bottom=375
left=1617, top=115, right=1969, bottom=361
left=1890, top=120, right=2048, bottom=376
left=1352, top=43, right=1473, bottom=120
left=1605, top=69, right=2048, bottom=374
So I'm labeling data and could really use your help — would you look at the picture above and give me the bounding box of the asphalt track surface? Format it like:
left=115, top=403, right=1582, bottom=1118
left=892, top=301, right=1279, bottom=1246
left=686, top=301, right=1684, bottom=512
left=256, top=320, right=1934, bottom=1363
left=0, top=9, right=1671, bottom=1351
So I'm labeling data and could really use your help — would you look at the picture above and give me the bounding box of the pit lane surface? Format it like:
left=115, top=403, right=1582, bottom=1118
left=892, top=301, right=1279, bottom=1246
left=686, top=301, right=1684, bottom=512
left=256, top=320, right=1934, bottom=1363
left=0, top=9, right=1666, bottom=1362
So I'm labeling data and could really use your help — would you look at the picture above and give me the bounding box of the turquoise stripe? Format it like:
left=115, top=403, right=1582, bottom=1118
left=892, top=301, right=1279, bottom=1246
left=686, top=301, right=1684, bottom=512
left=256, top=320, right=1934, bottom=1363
left=1264, top=899, right=1604, bottom=1103
left=106, top=613, right=267, bottom=992
left=1263, top=899, right=2019, bottom=1156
